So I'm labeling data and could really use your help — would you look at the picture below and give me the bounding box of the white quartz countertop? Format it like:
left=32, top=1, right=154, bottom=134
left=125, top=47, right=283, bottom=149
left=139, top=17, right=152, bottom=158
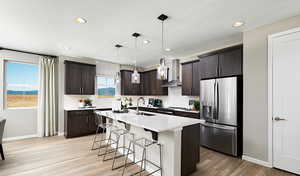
left=64, top=107, right=110, bottom=111
left=99, top=110, right=204, bottom=133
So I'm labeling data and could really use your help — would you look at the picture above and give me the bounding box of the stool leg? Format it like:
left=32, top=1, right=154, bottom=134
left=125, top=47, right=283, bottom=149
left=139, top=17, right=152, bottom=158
left=140, top=148, right=146, bottom=176
left=144, top=147, right=147, bottom=171
left=112, top=135, right=120, bottom=170
left=122, top=141, right=132, bottom=176
left=123, top=134, right=126, bottom=155
left=97, top=131, right=105, bottom=156
left=91, top=126, right=100, bottom=150
left=103, top=132, right=112, bottom=161
left=159, top=144, right=162, bottom=176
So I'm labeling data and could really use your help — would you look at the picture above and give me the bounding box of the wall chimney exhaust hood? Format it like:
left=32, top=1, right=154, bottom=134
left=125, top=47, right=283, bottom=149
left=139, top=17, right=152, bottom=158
left=162, top=59, right=182, bottom=87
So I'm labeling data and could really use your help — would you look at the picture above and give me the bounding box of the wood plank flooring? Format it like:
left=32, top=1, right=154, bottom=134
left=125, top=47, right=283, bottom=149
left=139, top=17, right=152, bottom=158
left=0, top=135, right=295, bottom=176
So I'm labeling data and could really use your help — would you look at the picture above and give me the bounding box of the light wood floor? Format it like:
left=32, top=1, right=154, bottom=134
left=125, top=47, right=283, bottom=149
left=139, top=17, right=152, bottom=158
left=0, top=135, right=295, bottom=176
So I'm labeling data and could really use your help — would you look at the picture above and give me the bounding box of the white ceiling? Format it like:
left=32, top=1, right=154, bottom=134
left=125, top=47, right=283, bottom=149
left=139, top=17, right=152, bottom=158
left=0, top=0, right=300, bottom=66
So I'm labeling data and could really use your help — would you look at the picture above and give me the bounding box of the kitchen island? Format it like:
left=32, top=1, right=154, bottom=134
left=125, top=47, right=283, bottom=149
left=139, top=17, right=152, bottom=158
left=100, top=110, right=202, bottom=176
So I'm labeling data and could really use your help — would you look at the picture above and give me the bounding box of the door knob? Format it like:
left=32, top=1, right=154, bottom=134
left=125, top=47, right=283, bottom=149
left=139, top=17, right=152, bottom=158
left=274, top=117, right=286, bottom=121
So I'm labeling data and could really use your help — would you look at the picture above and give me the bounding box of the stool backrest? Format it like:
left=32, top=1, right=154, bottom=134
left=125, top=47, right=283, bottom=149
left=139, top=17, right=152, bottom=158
left=0, top=119, right=6, bottom=144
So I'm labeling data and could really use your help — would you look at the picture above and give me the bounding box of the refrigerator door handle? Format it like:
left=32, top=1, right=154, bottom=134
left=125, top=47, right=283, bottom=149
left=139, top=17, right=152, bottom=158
left=216, top=80, right=220, bottom=120
left=213, top=80, right=217, bottom=120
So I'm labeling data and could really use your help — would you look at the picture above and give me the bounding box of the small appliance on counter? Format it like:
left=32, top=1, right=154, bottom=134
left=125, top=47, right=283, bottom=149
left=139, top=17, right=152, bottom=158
left=153, top=99, right=163, bottom=108
left=148, top=98, right=155, bottom=107
left=112, top=100, right=122, bottom=111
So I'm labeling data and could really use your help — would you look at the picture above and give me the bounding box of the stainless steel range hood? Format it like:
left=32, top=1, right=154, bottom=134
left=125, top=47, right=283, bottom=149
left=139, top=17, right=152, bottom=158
left=162, top=59, right=182, bottom=87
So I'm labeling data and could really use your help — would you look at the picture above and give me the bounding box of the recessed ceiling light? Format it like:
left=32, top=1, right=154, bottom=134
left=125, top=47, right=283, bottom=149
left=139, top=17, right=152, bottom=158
left=75, top=17, right=87, bottom=24
left=143, top=40, right=150, bottom=44
left=232, top=21, right=244, bottom=28
left=165, top=48, right=171, bottom=52
left=63, top=46, right=71, bottom=51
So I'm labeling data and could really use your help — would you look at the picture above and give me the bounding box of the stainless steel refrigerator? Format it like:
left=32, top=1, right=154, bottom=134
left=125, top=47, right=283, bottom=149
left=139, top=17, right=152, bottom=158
left=200, top=77, right=242, bottom=156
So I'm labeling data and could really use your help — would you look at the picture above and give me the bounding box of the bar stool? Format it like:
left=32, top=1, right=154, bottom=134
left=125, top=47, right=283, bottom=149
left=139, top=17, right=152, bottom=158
left=122, top=137, right=162, bottom=176
left=91, top=111, right=118, bottom=156
left=103, top=112, right=136, bottom=170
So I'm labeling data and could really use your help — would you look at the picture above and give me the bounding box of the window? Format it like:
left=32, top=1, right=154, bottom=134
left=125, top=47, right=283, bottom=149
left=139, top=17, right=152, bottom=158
left=5, top=61, right=39, bottom=108
left=97, top=76, right=116, bottom=97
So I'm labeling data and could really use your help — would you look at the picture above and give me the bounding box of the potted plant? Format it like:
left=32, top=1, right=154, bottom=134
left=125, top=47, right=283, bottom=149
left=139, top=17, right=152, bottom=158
left=193, top=101, right=200, bottom=111
left=84, top=98, right=93, bottom=107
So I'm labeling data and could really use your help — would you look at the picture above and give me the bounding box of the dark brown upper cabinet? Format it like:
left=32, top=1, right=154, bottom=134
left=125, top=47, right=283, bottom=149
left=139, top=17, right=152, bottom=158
left=218, top=47, right=242, bottom=77
left=120, top=69, right=168, bottom=96
left=198, top=45, right=243, bottom=80
left=120, top=70, right=141, bottom=95
left=182, top=61, right=200, bottom=96
left=192, top=61, right=200, bottom=95
left=199, top=54, right=219, bottom=79
left=182, top=63, right=193, bottom=95
left=65, top=61, right=96, bottom=95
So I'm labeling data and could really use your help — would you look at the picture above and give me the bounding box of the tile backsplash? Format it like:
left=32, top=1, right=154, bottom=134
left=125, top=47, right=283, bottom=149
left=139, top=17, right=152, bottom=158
left=64, top=87, right=199, bottom=110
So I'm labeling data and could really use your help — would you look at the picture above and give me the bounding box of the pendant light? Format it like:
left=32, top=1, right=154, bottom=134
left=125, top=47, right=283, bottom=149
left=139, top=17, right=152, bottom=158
left=114, top=44, right=122, bottom=84
left=157, top=14, right=168, bottom=80
left=131, top=33, right=141, bottom=84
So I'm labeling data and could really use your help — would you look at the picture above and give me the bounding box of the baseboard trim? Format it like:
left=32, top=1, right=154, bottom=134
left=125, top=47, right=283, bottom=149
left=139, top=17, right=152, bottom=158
left=3, top=134, right=38, bottom=142
left=242, top=155, right=272, bottom=168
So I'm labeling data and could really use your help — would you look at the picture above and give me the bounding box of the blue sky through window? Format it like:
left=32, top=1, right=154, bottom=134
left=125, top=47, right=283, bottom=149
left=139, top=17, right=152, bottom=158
left=6, top=62, right=39, bottom=91
left=97, top=76, right=115, bottom=96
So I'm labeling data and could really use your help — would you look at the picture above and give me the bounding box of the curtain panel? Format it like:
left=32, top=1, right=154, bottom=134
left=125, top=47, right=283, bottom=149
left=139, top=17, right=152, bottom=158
left=38, top=57, right=57, bottom=137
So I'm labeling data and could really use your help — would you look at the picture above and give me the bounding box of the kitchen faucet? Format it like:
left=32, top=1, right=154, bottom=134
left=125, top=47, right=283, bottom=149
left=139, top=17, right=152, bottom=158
left=136, top=97, right=145, bottom=115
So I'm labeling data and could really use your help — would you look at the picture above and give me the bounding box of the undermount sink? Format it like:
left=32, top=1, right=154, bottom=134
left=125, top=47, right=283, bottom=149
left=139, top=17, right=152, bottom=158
left=136, top=112, right=156, bottom=116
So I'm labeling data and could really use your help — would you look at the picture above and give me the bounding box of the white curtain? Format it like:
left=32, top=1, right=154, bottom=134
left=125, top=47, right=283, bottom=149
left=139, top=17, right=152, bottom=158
left=38, top=57, right=57, bottom=137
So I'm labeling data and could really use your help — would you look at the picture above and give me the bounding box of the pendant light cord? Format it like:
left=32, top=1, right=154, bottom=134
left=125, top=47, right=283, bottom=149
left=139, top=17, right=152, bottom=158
left=135, top=36, right=137, bottom=68
left=161, top=20, right=164, bottom=55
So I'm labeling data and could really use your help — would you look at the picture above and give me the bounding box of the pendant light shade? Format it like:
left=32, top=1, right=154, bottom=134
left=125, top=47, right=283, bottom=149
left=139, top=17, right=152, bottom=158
left=157, top=58, right=168, bottom=80
left=114, top=44, right=122, bottom=84
left=131, top=67, right=140, bottom=84
left=131, top=33, right=141, bottom=84
left=115, top=72, right=120, bottom=84
left=157, top=14, right=169, bottom=80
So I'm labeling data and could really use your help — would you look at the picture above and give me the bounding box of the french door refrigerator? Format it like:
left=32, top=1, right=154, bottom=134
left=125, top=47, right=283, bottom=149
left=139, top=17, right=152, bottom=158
left=200, top=77, right=242, bottom=156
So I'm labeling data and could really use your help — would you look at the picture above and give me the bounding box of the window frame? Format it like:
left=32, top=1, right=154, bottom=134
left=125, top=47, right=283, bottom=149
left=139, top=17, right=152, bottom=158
left=96, top=75, right=116, bottom=98
left=4, top=60, right=40, bottom=110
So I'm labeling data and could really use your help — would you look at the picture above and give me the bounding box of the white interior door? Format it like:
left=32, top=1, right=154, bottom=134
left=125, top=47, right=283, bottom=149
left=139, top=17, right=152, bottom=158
left=273, top=30, right=300, bottom=174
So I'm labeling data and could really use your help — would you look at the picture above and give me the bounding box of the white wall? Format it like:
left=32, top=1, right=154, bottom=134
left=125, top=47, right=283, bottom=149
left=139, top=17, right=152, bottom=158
left=0, top=50, right=40, bottom=139
left=243, top=15, right=300, bottom=162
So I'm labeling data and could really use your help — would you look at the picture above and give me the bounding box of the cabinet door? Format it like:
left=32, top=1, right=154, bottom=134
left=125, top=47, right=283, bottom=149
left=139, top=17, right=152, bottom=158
left=155, top=70, right=168, bottom=95
left=140, top=73, right=145, bottom=95
left=68, top=111, right=87, bottom=137
left=121, top=71, right=133, bottom=95
left=121, top=70, right=141, bottom=95
left=192, top=61, right=200, bottom=96
left=142, top=72, right=150, bottom=95
left=81, top=65, right=96, bottom=95
left=65, top=62, right=82, bottom=94
left=218, top=48, right=242, bottom=77
left=149, top=71, right=157, bottom=95
left=199, top=54, right=219, bottom=79
left=182, top=63, right=193, bottom=95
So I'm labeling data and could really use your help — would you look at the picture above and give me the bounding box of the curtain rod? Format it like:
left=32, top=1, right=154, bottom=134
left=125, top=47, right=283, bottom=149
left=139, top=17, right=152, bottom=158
left=0, top=47, right=57, bottom=58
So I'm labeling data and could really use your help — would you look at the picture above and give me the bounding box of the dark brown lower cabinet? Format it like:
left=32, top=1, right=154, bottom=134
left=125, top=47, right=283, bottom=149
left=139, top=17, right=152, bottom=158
left=64, top=110, right=102, bottom=138
left=181, top=124, right=200, bottom=176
